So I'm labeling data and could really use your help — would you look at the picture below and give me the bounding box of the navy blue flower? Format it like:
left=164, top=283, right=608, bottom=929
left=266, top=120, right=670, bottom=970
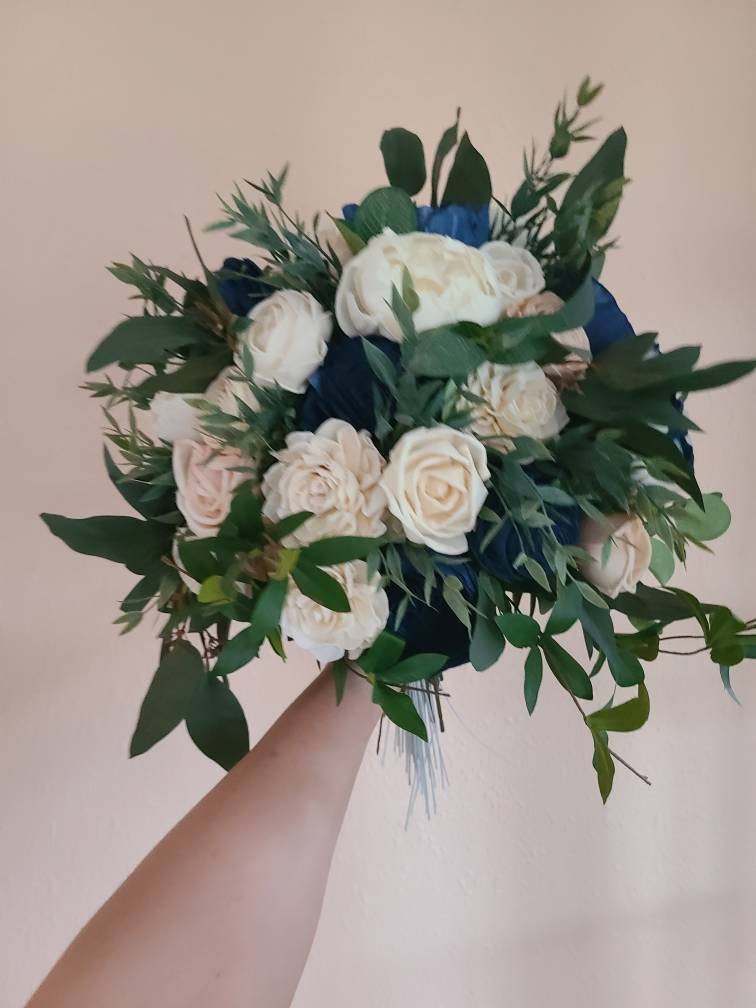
left=584, top=280, right=634, bottom=355
left=470, top=496, right=582, bottom=586
left=297, top=334, right=399, bottom=434
left=217, top=257, right=270, bottom=317
left=386, top=554, right=477, bottom=670
left=342, top=202, right=489, bottom=247
left=415, top=204, right=489, bottom=247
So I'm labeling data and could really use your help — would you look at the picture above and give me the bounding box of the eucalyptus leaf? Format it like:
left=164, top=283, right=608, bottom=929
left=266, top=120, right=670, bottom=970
left=380, top=128, right=426, bottom=196
left=186, top=678, right=250, bottom=770
left=130, top=641, right=204, bottom=756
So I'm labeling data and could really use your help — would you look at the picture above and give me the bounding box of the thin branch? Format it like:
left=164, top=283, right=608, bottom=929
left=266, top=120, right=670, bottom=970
left=659, top=647, right=709, bottom=656
left=565, top=689, right=652, bottom=787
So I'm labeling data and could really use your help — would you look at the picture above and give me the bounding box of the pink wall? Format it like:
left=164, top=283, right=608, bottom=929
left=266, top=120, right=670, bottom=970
left=3, top=0, right=756, bottom=1004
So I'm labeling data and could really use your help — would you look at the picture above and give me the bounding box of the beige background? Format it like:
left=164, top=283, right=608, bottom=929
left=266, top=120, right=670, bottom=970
left=3, top=1, right=756, bottom=1005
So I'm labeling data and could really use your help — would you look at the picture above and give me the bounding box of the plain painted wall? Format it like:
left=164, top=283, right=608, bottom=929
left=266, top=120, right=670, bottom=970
left=3, top=1, right=756, bottom=1005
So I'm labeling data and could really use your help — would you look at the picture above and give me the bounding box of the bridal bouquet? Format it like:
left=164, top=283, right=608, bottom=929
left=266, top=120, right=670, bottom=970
left=44, top=79, right=756, bottom=802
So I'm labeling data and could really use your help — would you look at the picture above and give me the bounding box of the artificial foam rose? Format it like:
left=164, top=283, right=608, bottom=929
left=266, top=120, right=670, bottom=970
left=579, top=513, right=653, bottom=599
left=508, top=290, right=592, bottom=387
left=150, top=391, right=206, bottom=444
left=281, top=560, right=389, bottom=663
left=237, top=289, right=332, bottom=393
left=464, top=361, right=568, bottom=449
left=150, top=369, right=258, bottom=444
left=172, top=437, right=248, bottom=538
left=380, top=425, right=490, bottom=555
left=261, top=418, right=387, bottom=546
left=480, top=240, right=545, bottom=307
left=335, top=230, right=504, bottom=342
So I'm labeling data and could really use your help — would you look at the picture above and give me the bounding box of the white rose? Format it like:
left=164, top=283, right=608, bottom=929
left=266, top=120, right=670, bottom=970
left=335, top=230, right=504, bottom=342
left=172, top=437, right=248, bottom=538
left=149, top=367, right=259, bottom=444
left=281, top=560, right=389, bottom=662
left=150, top=391, right=205, bottom=443
left=508, top=290, right=591, bottom=386
left=262, top=418, right=387, bottom=546
left=237, top=289, right=331, bottom=393
left=579, top=513, right=653, bottom=599
left=205, top=365, right=259, bottom=417
left=480, top=240, right=544, bottom=307
left=464, top=361, right=568, bottom=449
left=380, top=425, right=489, bottom=555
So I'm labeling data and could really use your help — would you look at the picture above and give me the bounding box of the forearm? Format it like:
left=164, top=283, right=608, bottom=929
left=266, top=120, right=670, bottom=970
left=27, top=668, right=379, bottom=1008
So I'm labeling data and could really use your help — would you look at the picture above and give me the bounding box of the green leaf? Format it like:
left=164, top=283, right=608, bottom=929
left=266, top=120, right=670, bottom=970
left=470, top=596, right=505, bottom=672
left=672, top=493, right=731, bottom=542
left=719, top=664, right=742, bottom=706
left=587, top=684, right=650, bottom=734
left=579, top=603, right=644, bottom=687
left=407, top=328, right=486, bottom=376
left=136, top=348, right=233, bottom=396
left=292, top=561, right=350, bottom=612
left=41, top=513, right=172, bottom=575
left=545, top=581, right=583, bottom=635
left=213, top=625, right=265, bottom=676
left=650, top=538, right=675, bottom=585
left=372, top=683, right=428, bottom=741
left=361, top=337, right=399, bottom=393
left=617, top=424, right=703, bottom=507
left=352, top=186, right=417, bottom=242
left=441, top=131, right=492, bottom=207
left=86, top=315, right=208, bottom=372
left=332, top=659, right=349, bottom=705
left=220, top=483, right=263, bottom=544
left=329, top=216, right=366, bottom=254
left=197, top=575, right=232, bottom=604
left=185, top=678, right=250, bottom=770
left=524, top=647, right=543, bottom=715
left=380, top=128, right=426, bottom=196
left=496, top=612, right=540, bottom=648
left=591, top=728, right=615, bottom=803
left=359, top=632, right=406, bottom=677
left=542, top=638, right=593, bottom=700
left=378, top=653, right=446, bottom=685
left=267, top=511, right=313, bottom=541
left=301, top=536, right=384, bottom=566
left=103, top=448, right=176, bottom=522
left=130, top=641, right=205, bottom=756
left=655, top=359, right=756, bottom=395
left=178, top=537, right=219, bottom=582
left=430, top=108, right=460, bottom=208
left=214, top=578, right=288, bottom=675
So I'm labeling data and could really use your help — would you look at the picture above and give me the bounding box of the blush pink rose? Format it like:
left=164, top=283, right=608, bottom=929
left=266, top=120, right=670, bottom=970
left=172, top=438, right=248, bottom=537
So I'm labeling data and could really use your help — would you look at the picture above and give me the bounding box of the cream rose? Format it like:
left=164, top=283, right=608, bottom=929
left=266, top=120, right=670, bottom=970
left=150, top=391, right=205, bottom=443
left=172, top=437, right=248, bottom=538
left=480, top=240, right=544, bottom=307
left=149, top=366, right=259, bottom=444
left=335, top=230, right=504, bottom=342
left=463, top=361, right=568, bottom=449
left=380, top=425, right=489, bottom=555
left=579, top=513, right=653, bottom=599
left=281, top=560, right=389, bottom=662
left=205, top=365, right=259, bottom=418
left=508, top=290, right=591, bottom=386
left=262, top=418, right=387, bottom=546
left=237, top=289, right=331, bottom=393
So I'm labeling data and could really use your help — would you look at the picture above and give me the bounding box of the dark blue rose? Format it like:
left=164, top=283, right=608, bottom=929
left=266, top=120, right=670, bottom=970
left=217, top=257, right=270, bottom=317
left=584, top=280, right=634, bottom=355
left=342, top=202, right=489, bottom=247
left=415, top=204, right=489, bottom=247
left=470, top=495, right=582, bottom=586
left=386, top=553, right=477, bottom=670
left=586, top=280, right=694, bottom=465
left=297, top=334, right=399, bottom=434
